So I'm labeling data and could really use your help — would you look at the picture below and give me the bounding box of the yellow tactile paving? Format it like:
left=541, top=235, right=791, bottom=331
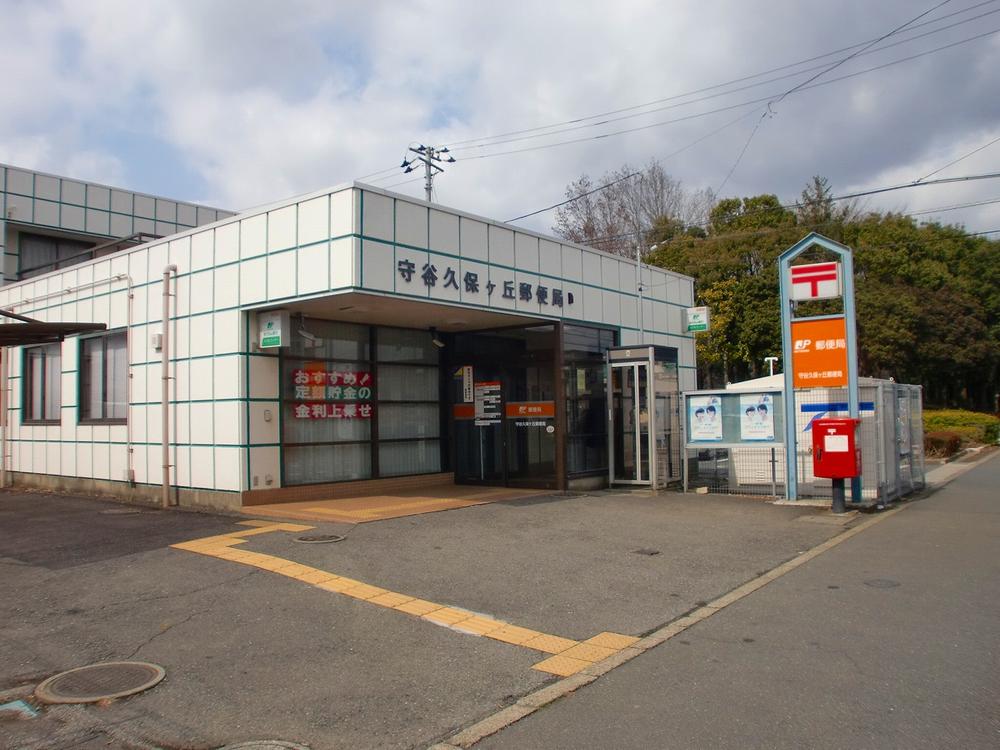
left=453, top=617, right=507, bottom=636
left=342, top=583, right=391, bottom=600
left=367, top=592, right=414, bottom=608
left=171, top=522, right=639, bottom=677
left=393, top=598, right=444, bottom=616
left=530, top=654, right=593, bottom=677
left=522, top=634, right=579, bottom=654
left=487, top=624, right=545, bottom=646
left=584, top=632, right=641, bottom=650
left=557, top=642, right=618, bottom=663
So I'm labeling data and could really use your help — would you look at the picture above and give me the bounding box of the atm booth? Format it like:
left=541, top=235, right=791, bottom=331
left=607, top=345, right=682, bottom=489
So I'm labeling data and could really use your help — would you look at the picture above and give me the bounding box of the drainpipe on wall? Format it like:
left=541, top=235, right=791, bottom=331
left=162, top=265, right=177, bottom=509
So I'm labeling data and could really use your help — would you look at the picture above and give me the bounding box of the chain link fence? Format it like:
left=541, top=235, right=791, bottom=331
left=683, top=379, right=924, bottom=504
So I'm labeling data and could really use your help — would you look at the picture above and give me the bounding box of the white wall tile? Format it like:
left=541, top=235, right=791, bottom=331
left=34, top=200, right=59, bottom=226
left=489, top=225, right=514, bottom=267
left=35, top=175, right=59, bottom=200
left=240, top=215, right=267, bottom=259
left=214, top=447, right=243, bottom=491
left=177, top=204, right=197, bottom=226
left=267, top=252, right=297, bottom=300
left=330, top=189, right=353, bottom=237
left=514, top=271, right=540, bottom=314
left=213, top=355, right=242, bottom=400
left=190, top=270, right=213, bottom=315
left=62, top=180, right=86, bottom=205
left=249, top=355, right=279, bottom=400
left=189, top=358, right=213, bottom=400
left=110, top=213, right=133, bottom=236
left=581, top=250, right=601, bottom=285
left=460, top=218, right=488, bottom=261
left=190, top=445, right=214, bottom=489
left=249, top=447, right=280, bottom=489
left=213, top=401, right=242, bottom=445
left=86, top=209, right=110, bottom=235
left=427, top=252, right=462, bottom=304
left=214, top=264, right=239, bottom=310
left=539, top=239, right=561, bottom=277
left=362, top=240, right=394, bottom=292
left=134, top=195, right=155, bottom=218
left=458, top=259, right=489, bottom=306
left=215, top=222, right=239, bottom=265
left=156, top=199, right=177, bottom=223
left=603, top=290, right=621, bottom=326
left=395, top=199, right=428, bottom=249
left=268, top=205, right=297, bottom=251
left=249, top=402, right=279, bottom=444
left=189, top=229, right=209, bottom=268
left=239, top=256, right=267, bottom=305
left=214, top=310, right=241, bottom=354
left=330, top=237, right=355, bottom=289
left=515, top=233, right=539, bottom=272
left=190, top=402, right=213, bottom=441
left=393, top=246, right=428, bottom=298
left=6, top=168, right=32, bottom=195
left=361, top=190, right=393, bottom=242
left=489, top=267, right=517, bottom=311
left=297, top=242, right=328, bottom=295
left=601, top=256, right=620, bottom=291
left=429, top=209, right=459, bottom=255
left=87, top=185, right=111, bottom=210
left=298, top=196, right=328, bottom=246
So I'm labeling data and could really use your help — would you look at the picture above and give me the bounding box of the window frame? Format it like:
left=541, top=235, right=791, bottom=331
left=78, top=329, right=128, bottom=425
left=22, top=342, right=62, bottom=425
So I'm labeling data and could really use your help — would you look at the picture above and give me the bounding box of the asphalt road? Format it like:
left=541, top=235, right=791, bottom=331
left=0, top=487, right=841, bottom=749
left=479, top=454, right=1000, bottom=750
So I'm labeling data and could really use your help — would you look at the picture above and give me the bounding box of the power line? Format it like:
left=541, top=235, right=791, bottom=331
left=576, top=173, right=1000, bottom=248
left=914, top=133, right=1000, bottom=182
left=443, top=0, right=994, bottom=152
left=478, top=27, right=999, bottom=167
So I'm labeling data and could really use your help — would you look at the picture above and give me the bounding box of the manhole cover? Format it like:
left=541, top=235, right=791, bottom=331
left=294, top=534, right=345, bottom=544
left=220, top=742, right=310, bottom=750
left=864, top=578, right=901, bottom=589
left=35, top=661, right=165, bottom=704
left=100, top=508, right=144, bottom=515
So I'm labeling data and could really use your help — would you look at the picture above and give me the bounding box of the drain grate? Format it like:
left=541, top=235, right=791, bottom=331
left=294, top=534, right=345, bottom=544
left=35, top=661, right=165, bottom=704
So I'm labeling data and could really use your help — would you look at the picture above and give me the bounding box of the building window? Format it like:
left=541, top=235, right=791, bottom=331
left=18, top=232, right=96, bottom=280
left=281, top=320, right=442, bottom=485
left=563, top=325, right=617, bottom=476
left=80, top=331, right=127, bottom=423
left=23, top=343, right=62, bottom=423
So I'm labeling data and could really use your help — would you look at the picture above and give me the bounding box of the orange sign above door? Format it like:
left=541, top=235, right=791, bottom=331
left=791, top=317, right=849, bottom=388
left=504, top=401, right=556, bottom=418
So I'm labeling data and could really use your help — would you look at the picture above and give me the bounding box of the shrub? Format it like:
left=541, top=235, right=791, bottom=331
left=923, top=410, right=1000, bottom=445
left=924, top=431, right=962, bottom=457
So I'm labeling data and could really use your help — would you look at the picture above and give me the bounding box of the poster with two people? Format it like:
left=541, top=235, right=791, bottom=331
left=739, top=393, right=774, bottom=441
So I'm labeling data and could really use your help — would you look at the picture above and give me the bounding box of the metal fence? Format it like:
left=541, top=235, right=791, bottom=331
left=683, top=380, right=924, bottom=504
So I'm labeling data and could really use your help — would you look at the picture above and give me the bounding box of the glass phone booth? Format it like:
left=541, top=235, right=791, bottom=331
left=607, top=345, right=681, bottom=489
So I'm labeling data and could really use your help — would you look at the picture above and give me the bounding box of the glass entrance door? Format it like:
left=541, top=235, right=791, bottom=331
left=610, top=362, right=651, bottom=484
left=454, top=367, right=506, bottom=484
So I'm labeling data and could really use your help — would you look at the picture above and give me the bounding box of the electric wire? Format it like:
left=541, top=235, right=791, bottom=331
left=480, top=27, right=999, bottom=167
left=442, top=0, right=995, bottom=152
left=914, top=133, right=1000, bottom=182
left=353, top=2, right=998, bottom=185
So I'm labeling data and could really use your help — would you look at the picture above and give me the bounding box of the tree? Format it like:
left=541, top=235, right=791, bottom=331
left=553, top=160, right=713, bottom=257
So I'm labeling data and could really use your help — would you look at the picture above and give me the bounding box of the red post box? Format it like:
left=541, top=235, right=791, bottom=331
left=812, top=417, right=861, bottom=479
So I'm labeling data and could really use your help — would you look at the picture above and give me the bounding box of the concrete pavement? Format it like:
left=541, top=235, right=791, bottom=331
left=476, top=452, right=1000, bottom=749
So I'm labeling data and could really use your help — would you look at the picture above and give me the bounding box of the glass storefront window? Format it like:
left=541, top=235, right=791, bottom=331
left=563, top=324, right=616, bottom=476
left=280, top=319, right=441, bottom=485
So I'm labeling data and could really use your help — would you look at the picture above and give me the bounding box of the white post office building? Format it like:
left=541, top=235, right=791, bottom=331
left=0, top=163, right=696, bottom=511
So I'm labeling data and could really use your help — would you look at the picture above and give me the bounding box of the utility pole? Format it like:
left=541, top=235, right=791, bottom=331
left=401, top=145, right=456, bottom=202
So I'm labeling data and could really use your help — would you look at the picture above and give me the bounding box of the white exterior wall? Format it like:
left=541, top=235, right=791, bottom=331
left=0, top=179, right=696, bottom=503
left=0, top=163, right=231, bottom=283
left=354, top=185, right=697, bottom=391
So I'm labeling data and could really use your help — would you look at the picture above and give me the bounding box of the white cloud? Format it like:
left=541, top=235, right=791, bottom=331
left=2, top=0, right=998, bottom=236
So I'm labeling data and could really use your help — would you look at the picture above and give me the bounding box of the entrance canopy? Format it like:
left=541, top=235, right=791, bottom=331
left=0, top=309, right=106, bottom=346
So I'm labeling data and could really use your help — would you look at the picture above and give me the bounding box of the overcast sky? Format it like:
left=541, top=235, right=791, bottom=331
left=2, top=0, right=999, bottom=237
